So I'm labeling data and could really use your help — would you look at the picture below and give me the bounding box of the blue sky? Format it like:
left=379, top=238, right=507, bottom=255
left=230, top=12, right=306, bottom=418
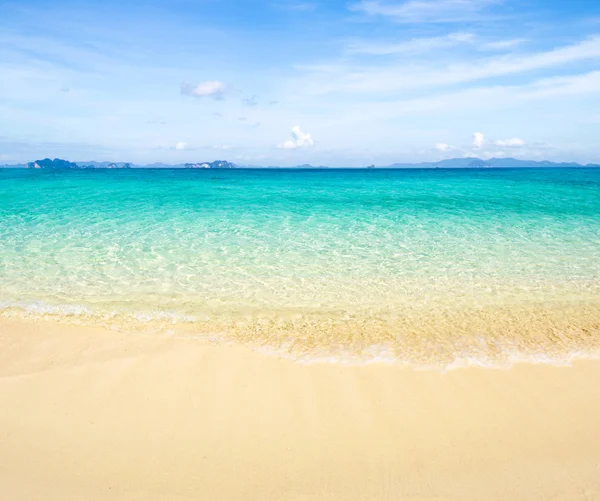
left=1, top=0, right=600, bottom=166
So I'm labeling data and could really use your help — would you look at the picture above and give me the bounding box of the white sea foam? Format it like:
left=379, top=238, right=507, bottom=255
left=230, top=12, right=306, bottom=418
left=131, top=311, right=200, bottom=323
left=251, top=338, right=600, bottom=371
left=0, top=299, right=93, bottom=317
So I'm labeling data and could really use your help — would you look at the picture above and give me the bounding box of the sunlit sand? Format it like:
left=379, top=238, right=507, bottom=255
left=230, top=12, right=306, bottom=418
left=1, top=318, right=599, bottom=500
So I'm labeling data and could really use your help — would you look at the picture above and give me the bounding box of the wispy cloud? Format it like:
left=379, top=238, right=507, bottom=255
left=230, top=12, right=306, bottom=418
left=347, top=32, right=474, bottom=55
left=480, top=38, right=527, bottom=51
left=350, top=0, right=500, bottom=23
left=345, top=71, right=600, bottom=119
left=494, top=137, right=525, bottom=147
left=181, top=81, right=227, bottom=100
left=297, top=36, right=600, bottom=95
left=434, top=134, right=530, bottom=158
left=347, top=33, right=528, bottom=56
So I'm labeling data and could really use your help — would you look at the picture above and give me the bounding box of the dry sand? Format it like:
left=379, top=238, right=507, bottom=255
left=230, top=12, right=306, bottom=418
left=0, top=318, right=599, bottom=500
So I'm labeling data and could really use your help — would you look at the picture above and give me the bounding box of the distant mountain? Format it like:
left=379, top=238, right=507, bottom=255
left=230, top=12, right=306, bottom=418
left=16, top=159, right=237, bottom=169
left=385, top=157, right=599, bottom=169
left=77, top=161, right=132, bottom=169
left=185, top=160, right=236, bottom=169
left=27, top=158, right=79, bottom=169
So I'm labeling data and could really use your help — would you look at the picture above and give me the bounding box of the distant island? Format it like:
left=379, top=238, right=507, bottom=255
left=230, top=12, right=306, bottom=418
left=27, top=159, right=133, bottom=169
left=184, top=161, right=236, bottom=169
left=385, top=157, right=600, bottom=169
left=3, top=158, right=238, bottom=169
left=1, top=157, right=599, bottom=169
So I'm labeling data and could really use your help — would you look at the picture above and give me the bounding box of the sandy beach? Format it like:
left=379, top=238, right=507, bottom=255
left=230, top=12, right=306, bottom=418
left=0, top=318, right=599, bottom=500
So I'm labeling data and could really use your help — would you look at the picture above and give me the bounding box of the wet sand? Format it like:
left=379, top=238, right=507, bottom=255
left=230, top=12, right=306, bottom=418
left=0, top=318, right=599, bottom=500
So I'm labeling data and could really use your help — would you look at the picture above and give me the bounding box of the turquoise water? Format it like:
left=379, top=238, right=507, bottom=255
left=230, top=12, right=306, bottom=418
left=1, top=168, right=599, bottom=364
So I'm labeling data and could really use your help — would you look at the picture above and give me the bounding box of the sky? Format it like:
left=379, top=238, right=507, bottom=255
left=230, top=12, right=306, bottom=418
left=1, top=0, right=600, bottom=166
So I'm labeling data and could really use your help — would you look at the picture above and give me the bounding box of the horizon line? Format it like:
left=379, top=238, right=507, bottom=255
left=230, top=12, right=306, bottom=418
left=2, top=156, right=600, bottom=169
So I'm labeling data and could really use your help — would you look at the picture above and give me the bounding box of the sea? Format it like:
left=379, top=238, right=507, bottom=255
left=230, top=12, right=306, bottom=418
left=1, top=168, right=599, bottom=368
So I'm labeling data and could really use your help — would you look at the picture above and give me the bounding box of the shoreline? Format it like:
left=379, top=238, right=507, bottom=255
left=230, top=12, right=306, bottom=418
left=2, top=296, right=600, bottom=369
left=1, top=317, right=600, bottom=500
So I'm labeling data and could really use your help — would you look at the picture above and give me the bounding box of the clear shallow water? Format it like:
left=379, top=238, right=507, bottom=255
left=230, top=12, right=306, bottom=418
left=1, top=168, right=599, bottom=365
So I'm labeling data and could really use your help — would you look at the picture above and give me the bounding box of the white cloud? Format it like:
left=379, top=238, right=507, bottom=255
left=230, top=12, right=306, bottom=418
left=347, top=32, right=474, bottom=55
left=494, top=138, right=526, bottom=147
left=181, top=81, right=227, bottom=100
left=480, top=38, right=527, bottom=51
left=279, top=125, right=315, bottom=149
left=437, top=136, right=524, bottom=155
left=472, top=132, right=485, bottom=148
left=347, top=33, right=528, bottom=57
left=296, top=36, right=600, bottom=96
left=351, top=0, right=498, bottom=23
left=175, top=141, right=187, bottom=150
left=344, top=71, right=600, bottom=119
